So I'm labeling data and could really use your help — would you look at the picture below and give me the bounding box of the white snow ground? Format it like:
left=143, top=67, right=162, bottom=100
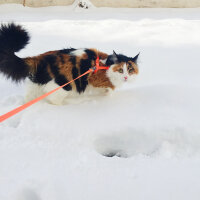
left=0, top=3, right=200, bottom=200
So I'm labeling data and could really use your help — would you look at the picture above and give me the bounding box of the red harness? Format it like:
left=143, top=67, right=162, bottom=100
left=92, top=56, right=110, bottom=73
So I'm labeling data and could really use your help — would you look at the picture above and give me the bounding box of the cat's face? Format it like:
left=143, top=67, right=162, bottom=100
left=106, top=51, right=139, bottom=87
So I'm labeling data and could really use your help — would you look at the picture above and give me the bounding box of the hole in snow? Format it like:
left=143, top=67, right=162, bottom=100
left=102, top=150, right=128, bottom=158
left=94, top=130, right=158, bottom=158
left=94, top=129, right=170, bottom=158
left=94, top=128, right=200, bottom=158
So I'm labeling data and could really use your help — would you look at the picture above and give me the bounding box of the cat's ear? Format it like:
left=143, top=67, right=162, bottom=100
left=105, top=50, right=119, bottom=65
left=132, top=53, right=140, bottom=64
left=111, top=50, right=119, bottom=63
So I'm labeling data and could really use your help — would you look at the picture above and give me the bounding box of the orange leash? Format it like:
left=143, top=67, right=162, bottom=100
left=0, top=57, right=110, bottom=123
left=0, top=69, right=92, bottom=123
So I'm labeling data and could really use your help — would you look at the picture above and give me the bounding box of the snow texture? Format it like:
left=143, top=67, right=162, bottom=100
left=0, top=4, right=200, bottom=200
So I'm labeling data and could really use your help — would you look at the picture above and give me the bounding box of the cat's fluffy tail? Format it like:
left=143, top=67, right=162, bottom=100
left=0, top=23, right=30, bottom=82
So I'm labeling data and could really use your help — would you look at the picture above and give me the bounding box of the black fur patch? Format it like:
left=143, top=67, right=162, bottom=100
left=29, top=61, right=51, bottom=84
left=72, top=66, right=82, bottom=93
left=106, top=53, right=139, bottom=65
left=29, top=55, right=55, bottom=84
left=70, top=50, right=95, bottom=93
left=55, top=75, right=72, bottom=91
left=79, top=58, right=90, bottom=93
left=70, top=56, right=76, bottom=67
left=0, top=52, right=29, bottom=82
left=32, top=54, right=72, bottom=90
left=115, top=54, right=131, bottom=63
left=0, top=23, right=30, bottom=82
left=48, top=55, right=59, bottom=76
left=0, top=23, right=30, bottom=52
left=73, top=49, right=96, bottom=93
left=59, top=48, right=76, bottom=54
left=85, top=49, right=96, bottom=60
left=106, top=55, right=115, bottom=66
left=58, top=54, right=65, bottom=64
left=131, top=53, right=140, bottom=64
left=70, top=56, right=82, bottom=93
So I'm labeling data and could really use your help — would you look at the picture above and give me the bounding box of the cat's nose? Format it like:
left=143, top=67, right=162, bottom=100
left=124, top=76, right=128, bottom=81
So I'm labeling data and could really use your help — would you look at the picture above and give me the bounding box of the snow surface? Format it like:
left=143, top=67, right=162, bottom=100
left=1, top=4, right=200, bottom=200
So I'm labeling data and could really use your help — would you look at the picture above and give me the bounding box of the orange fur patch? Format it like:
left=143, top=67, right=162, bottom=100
left=88, top=70, right=115, bottom=90
left=128, top=61, right=139, bottom=75
left=112, top=63, right=124, bottom=72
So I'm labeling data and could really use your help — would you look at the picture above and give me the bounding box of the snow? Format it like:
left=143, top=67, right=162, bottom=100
left=1, top=3, right=200, bottom=200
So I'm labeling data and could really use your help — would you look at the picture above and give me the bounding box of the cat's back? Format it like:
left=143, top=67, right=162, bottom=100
left=26, top=48, right=108, bottom=92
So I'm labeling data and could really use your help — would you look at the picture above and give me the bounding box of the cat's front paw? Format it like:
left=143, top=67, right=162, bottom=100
left=101, top=88, right=113, bottom=96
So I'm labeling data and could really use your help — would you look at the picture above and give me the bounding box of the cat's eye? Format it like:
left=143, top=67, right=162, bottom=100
left=128, top=64, right=133, bottom=71
left=129, top=69, right=134, bottom=73
left=119, top=68, right=123, bottom=73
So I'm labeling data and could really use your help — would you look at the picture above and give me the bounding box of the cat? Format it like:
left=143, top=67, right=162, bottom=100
left=0, top=23, right=139, bottom=105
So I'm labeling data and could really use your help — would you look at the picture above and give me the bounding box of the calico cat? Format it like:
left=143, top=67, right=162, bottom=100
left=0, top=23, right=139, bottom=105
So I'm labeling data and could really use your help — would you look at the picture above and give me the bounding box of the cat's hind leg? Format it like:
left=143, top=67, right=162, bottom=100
left=25, top=80, right=44, bottom=103
left=25, top=79, right=69, bottom=105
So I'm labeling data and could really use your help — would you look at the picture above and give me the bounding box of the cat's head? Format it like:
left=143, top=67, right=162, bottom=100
left=106, top=51, right=139, bottom=87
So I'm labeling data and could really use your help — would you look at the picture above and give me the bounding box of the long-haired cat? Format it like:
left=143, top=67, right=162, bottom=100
left=0, top=23, right=139, bottom=105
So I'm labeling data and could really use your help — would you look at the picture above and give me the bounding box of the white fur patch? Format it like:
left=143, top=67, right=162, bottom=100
left=70, top=49, right=86, bottom=57
left=43, top=80, right=68, bottom=105
left=25, top=79, right=44, bottom=103
left=25, top=80, right=68, bottom=105
left=100, top=59, right=107, bottom=64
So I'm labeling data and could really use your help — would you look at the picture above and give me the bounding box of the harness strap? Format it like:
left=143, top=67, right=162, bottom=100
left=93, top=56, right=109, bottom=73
